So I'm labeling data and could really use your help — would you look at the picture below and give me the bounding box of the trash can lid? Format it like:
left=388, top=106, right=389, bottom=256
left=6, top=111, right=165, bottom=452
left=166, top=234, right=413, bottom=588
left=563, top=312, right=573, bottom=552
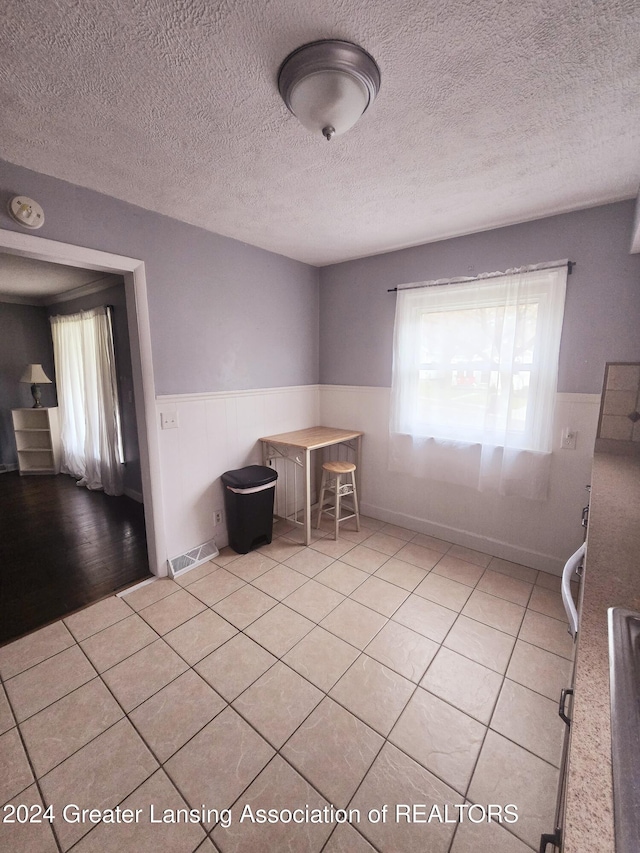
left=221, top=465, right=278, bottom=489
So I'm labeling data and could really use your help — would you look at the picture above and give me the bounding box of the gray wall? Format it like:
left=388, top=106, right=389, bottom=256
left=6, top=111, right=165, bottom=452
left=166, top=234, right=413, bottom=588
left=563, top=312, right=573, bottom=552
left=319, top=201, right=640, bottom=394
left=3, top=158, right=637, bottom=405
left=0, top=159, right=320, bottom=395
left=0, top=302, right=56, bottom=466
left=47, top=280, right=142, bottom=494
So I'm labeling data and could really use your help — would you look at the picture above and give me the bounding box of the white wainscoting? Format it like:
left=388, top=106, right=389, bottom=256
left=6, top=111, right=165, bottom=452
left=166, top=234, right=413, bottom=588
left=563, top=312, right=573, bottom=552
left=156, top=383, right=600, bottom=576
left=156, top=385, right=320, bottom=565
left=319, top=385, right=601, bottom=575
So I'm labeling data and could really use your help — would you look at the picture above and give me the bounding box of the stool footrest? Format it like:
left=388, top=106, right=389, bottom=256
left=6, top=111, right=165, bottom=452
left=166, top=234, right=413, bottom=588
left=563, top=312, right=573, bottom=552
left=320, top=508, right=357, bottom=523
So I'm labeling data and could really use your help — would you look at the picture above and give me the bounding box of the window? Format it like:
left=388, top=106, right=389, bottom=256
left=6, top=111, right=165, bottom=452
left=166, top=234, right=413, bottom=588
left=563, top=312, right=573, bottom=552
left=50, top=306, right=125, bottom=496
left=389, top=263, right=568, bottom=499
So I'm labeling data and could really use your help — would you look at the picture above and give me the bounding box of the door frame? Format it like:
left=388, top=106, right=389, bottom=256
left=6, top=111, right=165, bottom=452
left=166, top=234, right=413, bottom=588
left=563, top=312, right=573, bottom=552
left=0, top=228, right=166, bottom=576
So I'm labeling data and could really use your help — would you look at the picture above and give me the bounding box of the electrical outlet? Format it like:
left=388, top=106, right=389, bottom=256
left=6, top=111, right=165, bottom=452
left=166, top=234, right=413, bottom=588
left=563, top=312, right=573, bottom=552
left=561, top=427, right=577, bottom=450
left=214, top=510, right=223, bottom=525
left=160, top=411, right=178, bottom=430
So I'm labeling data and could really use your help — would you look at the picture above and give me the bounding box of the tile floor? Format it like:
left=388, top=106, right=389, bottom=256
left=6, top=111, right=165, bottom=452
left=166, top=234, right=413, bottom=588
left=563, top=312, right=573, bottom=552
left=0, top=516, right=576, bottom=853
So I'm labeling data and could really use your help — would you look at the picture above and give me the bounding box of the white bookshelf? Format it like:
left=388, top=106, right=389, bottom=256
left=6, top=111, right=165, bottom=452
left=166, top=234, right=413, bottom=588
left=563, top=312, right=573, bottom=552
left=12, top=408, right=61, bottom=475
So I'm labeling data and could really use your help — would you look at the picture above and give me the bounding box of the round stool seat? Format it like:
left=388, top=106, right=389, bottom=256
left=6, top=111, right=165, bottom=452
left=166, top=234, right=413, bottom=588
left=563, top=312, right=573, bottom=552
left=322, top=460, right=356, bottom=474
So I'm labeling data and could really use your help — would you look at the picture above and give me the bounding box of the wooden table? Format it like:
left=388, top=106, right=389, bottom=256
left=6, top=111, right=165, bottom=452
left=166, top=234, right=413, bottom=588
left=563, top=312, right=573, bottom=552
left=259, top=426, right=363, bottom=545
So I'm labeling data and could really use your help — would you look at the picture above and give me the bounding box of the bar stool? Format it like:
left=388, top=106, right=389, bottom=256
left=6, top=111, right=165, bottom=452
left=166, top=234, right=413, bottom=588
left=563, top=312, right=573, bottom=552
left=316, top=460, right=360, bottom=539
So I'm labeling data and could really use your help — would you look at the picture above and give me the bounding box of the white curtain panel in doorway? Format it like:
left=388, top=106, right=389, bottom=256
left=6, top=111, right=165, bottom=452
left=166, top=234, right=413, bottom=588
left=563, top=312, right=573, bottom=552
left=389, top=263, right=568, bottom=501
left=50, top=306, right=124, bottom=496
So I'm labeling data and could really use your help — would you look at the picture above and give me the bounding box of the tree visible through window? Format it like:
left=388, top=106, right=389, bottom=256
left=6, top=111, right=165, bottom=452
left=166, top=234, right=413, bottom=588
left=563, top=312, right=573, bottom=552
left=389, top=263, right=568, bottom=498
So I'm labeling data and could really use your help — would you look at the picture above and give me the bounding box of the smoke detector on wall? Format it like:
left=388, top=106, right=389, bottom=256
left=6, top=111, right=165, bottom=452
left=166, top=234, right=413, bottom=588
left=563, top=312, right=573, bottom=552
left=8, top=196, right=45, bottom=229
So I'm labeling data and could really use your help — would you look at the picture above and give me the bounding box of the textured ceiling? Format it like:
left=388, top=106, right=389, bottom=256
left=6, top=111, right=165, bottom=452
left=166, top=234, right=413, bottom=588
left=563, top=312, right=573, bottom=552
left=0, top=254, right=120, bottom=302
left=1, top=0, right=639, bottom=266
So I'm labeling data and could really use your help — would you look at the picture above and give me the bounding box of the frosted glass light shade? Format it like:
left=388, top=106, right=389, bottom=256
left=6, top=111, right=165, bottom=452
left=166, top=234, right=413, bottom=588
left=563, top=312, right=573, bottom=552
left=20, top=364, right=52, bottom=384
left=289, top=70, right=370, bottom=138
left=278, top=40, right=380, bottom=141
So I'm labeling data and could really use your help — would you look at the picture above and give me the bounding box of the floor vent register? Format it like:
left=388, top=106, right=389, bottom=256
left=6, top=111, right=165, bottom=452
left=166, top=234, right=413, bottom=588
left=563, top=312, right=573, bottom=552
left=168, top=538, right=219, bottom=578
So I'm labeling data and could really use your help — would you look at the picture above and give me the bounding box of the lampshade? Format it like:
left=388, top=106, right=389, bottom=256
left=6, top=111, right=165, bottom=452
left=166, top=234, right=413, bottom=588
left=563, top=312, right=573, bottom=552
left=20, top=364, right=52, bottom=384
left=278, top=40, right=381, bottom=141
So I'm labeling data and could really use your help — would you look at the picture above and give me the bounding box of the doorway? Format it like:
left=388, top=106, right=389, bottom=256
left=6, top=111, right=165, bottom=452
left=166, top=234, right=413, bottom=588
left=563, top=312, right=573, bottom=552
left=0, top=471, right=149, bottom=643
left=0, top=228, right=166, bottom=642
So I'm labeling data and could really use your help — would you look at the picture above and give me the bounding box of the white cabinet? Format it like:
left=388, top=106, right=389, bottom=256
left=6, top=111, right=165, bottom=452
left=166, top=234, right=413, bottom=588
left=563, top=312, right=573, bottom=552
left=11, top=408, right=61, bottom=475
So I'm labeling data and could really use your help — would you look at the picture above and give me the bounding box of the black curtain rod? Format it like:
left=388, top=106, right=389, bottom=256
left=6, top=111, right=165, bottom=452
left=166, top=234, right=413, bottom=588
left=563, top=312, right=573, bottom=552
left=387, top=260, right=575, bottom=293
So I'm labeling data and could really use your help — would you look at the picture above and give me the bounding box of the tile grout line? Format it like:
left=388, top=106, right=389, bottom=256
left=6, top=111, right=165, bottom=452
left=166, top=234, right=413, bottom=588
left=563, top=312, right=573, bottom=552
left=2, top=562, right=569, bottom=741
left=43, top=635, right=158, bottom=851
left=222, top=542, right=514, bottom=846
left=99, top=547, right=447, bottom=849
left=1, top=523, right=570, bottom=853
left=0, top=673, right=65, bottom=853
left=12, top=612, right=555, bottom=852
left=3, top=549, right=568, bottom=755
left=2, top=637, right=114, bottom=852
left=3, top=603, right=195, bottom=844
left=13, top=582, right=564, bottom=845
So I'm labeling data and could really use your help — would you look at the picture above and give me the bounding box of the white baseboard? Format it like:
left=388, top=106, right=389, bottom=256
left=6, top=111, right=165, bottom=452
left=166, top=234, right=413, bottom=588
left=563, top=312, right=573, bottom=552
left=124, top=487, right=143, bottom=503
left=360, top=501, right=566, bottom=576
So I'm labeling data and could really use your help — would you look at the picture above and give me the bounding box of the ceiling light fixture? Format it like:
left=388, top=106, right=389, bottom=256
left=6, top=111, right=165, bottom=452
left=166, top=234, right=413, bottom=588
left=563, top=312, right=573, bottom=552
left=278, top=39, right=381, bottom=141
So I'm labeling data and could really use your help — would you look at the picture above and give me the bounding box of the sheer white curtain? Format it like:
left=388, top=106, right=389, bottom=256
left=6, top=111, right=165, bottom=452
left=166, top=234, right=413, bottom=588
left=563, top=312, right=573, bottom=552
left=389, top=262, right=568, bottom=500
left=50, top=306, right=124, bottom=496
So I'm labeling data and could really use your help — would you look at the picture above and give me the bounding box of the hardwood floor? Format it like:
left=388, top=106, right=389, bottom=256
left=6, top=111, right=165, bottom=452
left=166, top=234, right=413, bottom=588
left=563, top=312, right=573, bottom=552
left=0, top=471, right=150, bottom=645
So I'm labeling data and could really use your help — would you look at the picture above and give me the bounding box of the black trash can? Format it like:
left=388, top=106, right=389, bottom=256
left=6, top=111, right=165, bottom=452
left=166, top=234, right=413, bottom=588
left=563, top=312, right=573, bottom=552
left=221, top=465, right=278, bottom=554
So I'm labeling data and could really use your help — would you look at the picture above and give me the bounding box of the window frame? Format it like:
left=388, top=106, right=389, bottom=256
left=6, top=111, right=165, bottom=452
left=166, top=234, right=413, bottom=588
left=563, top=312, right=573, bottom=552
left=390, top=265, right=567, bottom=454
